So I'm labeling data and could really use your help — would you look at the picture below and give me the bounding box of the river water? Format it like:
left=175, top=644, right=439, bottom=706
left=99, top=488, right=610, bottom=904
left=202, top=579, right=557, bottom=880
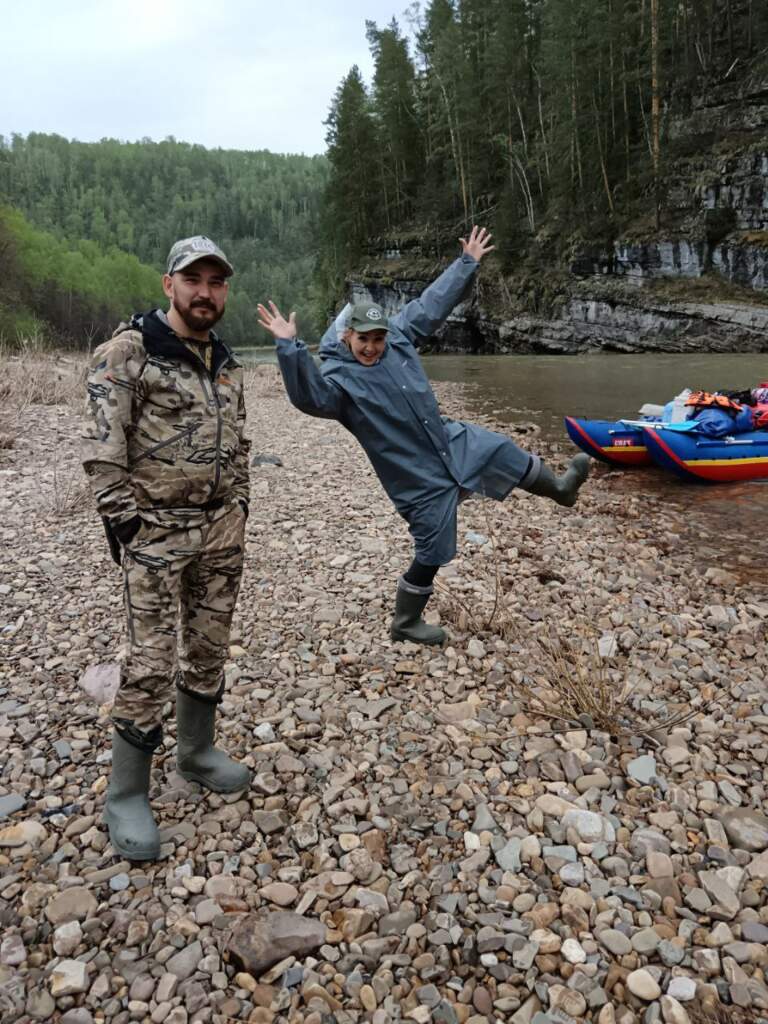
left=241, top=348, right=768, bottom=581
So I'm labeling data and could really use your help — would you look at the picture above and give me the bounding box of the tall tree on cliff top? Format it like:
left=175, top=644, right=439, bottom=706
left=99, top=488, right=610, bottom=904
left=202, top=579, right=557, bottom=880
left=366, top=18, right=423, bottom=230
left=485, top=0, right=543, bottom=241
left=316, top=67, right=381, bottom=313
left=415, top=0, right=472, bottom=221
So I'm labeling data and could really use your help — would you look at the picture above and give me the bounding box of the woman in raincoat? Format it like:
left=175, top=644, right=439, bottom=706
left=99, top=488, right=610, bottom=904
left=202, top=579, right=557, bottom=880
left=258, top=227, right=590, bottom=645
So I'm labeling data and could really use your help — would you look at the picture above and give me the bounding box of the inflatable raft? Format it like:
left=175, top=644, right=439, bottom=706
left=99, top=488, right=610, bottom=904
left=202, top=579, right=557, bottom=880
left=564, top=417, right=652, bottom=467
left=642, top=427, right=768, bottom=483
left=566, top=387, right=768, bottom=483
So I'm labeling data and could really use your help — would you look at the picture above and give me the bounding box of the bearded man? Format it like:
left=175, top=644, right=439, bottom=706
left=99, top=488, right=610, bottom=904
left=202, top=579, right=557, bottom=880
left=82, top=236, right=251, bottom=861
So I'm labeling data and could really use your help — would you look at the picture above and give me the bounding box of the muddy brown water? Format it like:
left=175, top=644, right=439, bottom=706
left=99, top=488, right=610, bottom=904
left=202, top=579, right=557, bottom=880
left=241, top=348, right=768, bottom=586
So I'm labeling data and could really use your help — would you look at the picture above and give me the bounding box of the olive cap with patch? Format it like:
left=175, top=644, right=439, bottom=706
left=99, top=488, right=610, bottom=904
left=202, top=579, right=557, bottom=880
left=166, top=235, right=234, bottom=277
left=348, top=302, right=389, bottom=332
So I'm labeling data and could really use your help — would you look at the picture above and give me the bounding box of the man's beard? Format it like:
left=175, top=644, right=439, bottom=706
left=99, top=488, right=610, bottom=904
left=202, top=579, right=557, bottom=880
left=177, top=301, right=224, bottom=333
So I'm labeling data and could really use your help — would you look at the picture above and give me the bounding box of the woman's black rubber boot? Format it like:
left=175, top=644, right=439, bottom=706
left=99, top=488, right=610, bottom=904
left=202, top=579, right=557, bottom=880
left=390, top=577, right=446, bottom=646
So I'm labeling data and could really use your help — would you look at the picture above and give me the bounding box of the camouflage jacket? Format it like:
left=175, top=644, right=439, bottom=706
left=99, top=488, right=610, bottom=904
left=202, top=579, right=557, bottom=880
left=82, top=310, right=250, bottom=526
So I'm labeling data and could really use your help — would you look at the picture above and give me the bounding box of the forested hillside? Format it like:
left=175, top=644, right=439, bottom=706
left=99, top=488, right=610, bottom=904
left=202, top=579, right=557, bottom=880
left=0, top=135, right=328, bottom=347
left=318, top=0, right=768, bottom=308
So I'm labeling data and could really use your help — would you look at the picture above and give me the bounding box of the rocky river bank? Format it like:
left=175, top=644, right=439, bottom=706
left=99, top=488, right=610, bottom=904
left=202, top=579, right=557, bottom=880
left=1, top=359, right=767, bottom=1024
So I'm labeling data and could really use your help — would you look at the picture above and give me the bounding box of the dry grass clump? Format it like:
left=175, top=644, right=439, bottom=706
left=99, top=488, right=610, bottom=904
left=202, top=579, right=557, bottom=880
left=0, top=344, right=87, bottom=409
left=688, top=1001, right=768, bottom=1024
left=47, top=458, right=91, bottom=516
left=516, top=628, right=635, bottom=733
left=0, top=342, right=88, bottom=448
left=513, top=623, right=721, bottom=740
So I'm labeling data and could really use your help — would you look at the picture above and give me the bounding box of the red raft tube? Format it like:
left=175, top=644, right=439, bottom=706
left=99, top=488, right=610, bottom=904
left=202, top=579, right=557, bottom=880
left=642, top=426, right=768, bottom=483
left=564, top=417, right=652, bottom=467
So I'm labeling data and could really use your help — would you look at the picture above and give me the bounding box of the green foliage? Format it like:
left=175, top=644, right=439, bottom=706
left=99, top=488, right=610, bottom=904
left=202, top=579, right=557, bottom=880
left=0, top=134, right=329, bottom=347
left=0, top=204, right=164, bottom=347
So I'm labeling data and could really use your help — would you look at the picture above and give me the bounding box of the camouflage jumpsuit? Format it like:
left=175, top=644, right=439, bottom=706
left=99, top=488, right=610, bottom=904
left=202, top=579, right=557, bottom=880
left=82, top=311, right=250, bottom=735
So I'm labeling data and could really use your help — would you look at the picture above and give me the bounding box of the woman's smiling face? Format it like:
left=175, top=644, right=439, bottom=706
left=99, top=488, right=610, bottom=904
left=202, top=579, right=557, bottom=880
left=345, top=328, right=388, bottom=366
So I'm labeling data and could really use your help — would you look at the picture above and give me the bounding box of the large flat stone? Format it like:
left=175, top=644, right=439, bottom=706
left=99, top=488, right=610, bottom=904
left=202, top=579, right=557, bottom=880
left=225, top=912, right=326, bottom=977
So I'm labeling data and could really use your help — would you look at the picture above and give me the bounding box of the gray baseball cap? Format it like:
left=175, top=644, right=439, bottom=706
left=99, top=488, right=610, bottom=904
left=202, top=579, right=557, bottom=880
left=348, top=302, right=389, bottom=332
left=166, top=235, right=234, bottom=277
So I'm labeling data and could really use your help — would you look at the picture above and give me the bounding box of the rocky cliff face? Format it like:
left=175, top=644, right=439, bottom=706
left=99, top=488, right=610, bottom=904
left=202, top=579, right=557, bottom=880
left=349, top=63, right=768, bottom=355
left=351, top=276, right=768, bottom=354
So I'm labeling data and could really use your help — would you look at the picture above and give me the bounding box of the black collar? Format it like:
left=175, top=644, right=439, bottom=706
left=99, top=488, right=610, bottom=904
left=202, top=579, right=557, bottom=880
left=135, top=309, right=240, bottom=379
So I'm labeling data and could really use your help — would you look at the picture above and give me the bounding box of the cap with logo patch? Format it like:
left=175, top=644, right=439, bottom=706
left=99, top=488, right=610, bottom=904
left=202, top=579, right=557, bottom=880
left=348, top=302, right=389, bottom=333
left=166, top=235, right=234, bottom=277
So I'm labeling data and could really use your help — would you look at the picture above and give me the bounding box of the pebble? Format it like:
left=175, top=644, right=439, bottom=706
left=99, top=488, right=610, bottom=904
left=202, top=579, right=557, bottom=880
left=646, top=850, right=673, bottom=878
left=721, top=808, right=768, bottom=852
left=0, top=934, right=26, bottom=965
left=260, top=881, right=299, bottom=906
left=627, top=755, right=658, bottom=785
left=495, top=837, right=523, bottom=871
left=561, top=808, right=615, bottom=843
left=660, top=995, right=691, bottom=1024
left=0, top=793, right=26, bottom=818
left=165, top=940, right=203, bottom=981
left=50, top=959, right=88, bottom=996
left=667, top=977, right=697, bottom=1002
left=561, top=938, right=587, bottom=964
left=53, top=920, right=83, bottom=956
left=598, top=929, right=632, bottom=956
left=60, top=1010, right=95, bottom=1024
left=626, top=968, right=662, bottom=1001
left=45, top=887, right=97, bottom=924
left=631, top=927, right=661, bottom=954
left=0, top=818, right=47, bottom=847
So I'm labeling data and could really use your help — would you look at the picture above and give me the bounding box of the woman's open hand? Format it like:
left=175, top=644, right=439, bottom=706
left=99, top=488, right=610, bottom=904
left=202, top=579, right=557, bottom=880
left=257, top=301, right=297, bottom=340
left=459, top=225, right=495, bottom=263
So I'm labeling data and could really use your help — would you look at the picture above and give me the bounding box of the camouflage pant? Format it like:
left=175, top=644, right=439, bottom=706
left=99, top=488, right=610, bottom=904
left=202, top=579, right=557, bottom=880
left=113, top=503, right=246, bottom=730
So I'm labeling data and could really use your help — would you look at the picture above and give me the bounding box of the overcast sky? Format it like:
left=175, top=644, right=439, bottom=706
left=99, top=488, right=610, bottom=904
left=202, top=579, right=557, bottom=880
left=1, top=0, right=415, bottom=156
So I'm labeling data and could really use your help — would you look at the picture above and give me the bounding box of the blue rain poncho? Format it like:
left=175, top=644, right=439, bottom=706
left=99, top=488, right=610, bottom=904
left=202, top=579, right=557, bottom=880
left=274, top=255, right=534, bottom=564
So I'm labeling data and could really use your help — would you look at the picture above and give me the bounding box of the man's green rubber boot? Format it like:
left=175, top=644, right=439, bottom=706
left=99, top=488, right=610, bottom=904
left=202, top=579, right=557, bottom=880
left=521, top=453, right=591, bottom=507
left=390, top=576, right=446, bottom=646
left=103, top=727, right=161, bottom=862
left=176, top=689, right=251, bottom=793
